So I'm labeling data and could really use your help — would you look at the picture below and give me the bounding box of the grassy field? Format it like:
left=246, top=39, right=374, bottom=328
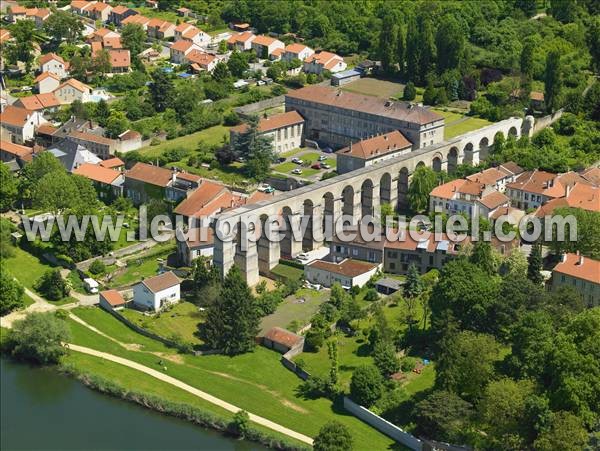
left=431, top=108, right=465, bottom=124
left=65, top=311, right=397, bottom=449
left=138, top=125, right=230, bottom=159
left=121, top=302, right=204, bottom=346
left=445, top=116, right=493, bottom=139
left=107, top=246, right=175, bottom=288
left=135, top=6, right=179, bottom=22
left=342, top=78, right=405, bottom=99
left=5, top=246, right=57, bottom=290
left=260, top=288, right=328, bottom=334
left=270, top=263, right=303, bottom=281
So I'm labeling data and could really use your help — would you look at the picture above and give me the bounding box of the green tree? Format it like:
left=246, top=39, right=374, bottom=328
left=470, top=241, right=497, bottom=275
left=403, top=82, right=416, bottom=101
left=19, top=152, right=64, bottom=202
left=88, top=260, right=106, bottom=275
left=227, top=51, right=249, bottom=78
left=350, top=365, right=383, bottom=407
left=544, top=50, right=562, bottom=112
left=43, top=10, right=83, bottom=44
left=212, top=61, right=232, bottom=82
left=7, top=312, right=71, bottom=364
left=105, top=111, right=130, bottom=138
left=330, top=282, right=349, bottom=309
left=396, top=22, right=406, bottom=76
left=588, top=17, right=600, bottom=74
left=515, top=0, right=537, bottom=17
left=121, top=24, right=146, bottom=58
left=414, top=390, right=474, bottom=443
left=199, top=265, right=260, bottom=355
left=95, top=98, right=111, bottom=127
left=91, top=49, right=111, bottom=77
left=373, top=340, right=400, bottom=377
left=418, top=16, right=436, bottom=82
left=435, top=16, right=464, bottom=73
left=5, top=20, right=42, bottom=71
left=35, top=269, right=70, bottom=301
left=313, top=421, right=353, bottom=451
left=229, top=410, right=251, bottom=438
left=527, top=240, right=544, bottom=285
left=407, top=165, right=437, bottom=212
left=0, top=163, right=17, bottom=211
left=404, top=263, right=423, bottom=298
left=435, top=331, right=500, bottom=401
left=149, top=70, right=175, bottom=112
left=32, top=171, right=80, bottom=214
left=327, top=340, right=339, bottom=387
left=405, top=17, right=420, bottom=83
left=520, top=40, right=535, bottom=82
left=533, top=411, right=588, bottom=451
left=379, top=16, right=397, bottom=74
left=0, top=266, right=24, bottom=315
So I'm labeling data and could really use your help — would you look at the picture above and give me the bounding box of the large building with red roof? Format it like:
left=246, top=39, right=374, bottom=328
left=230, top=111, right=305, bottom=154
left=285, top=85, right=444, bottom=149
left=551, top=253, right=599, bottom=307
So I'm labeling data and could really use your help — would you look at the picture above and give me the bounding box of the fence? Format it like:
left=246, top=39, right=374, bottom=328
left=234, top=95, right=285, bottom=117
left=343, top=397, right=423, bottom=451
left=281, top=351, right=311, bottom=381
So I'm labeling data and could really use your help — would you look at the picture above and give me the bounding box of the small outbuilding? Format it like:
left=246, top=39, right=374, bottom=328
left=330, top=69, right=362, bottom=86
left=99, top=289, right=126, bottom=311
left=305, top=258, right=380, bottom=289
left=262, top=327, right=305, bottom=356
left=133, top=271, right=181, bottom=312
left=375, top=277, right=404, bottom=295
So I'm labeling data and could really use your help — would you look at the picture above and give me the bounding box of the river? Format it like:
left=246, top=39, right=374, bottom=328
left=1, top=358, right=265, bottom=450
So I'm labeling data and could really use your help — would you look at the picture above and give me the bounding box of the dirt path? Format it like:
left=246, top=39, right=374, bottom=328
left=0, top=287, right=57, bottom=328
left=68, top=344, right=314, bottom=446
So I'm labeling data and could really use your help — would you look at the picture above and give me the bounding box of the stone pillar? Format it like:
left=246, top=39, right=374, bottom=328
left=311, top=204, right=325, bottom=249
left=471, top=150, right=480, bottom=166
left=234, top=239, right=259, bottom=286
left=353, top=189, right=362, bottom=221
left=389, top=177, right=399, bottom=210
left=289, top=213, right=304, bottom=257
left=440, top=160, right=448, bottom=172
left=258, top=236, right=279, bottom=274
left=371, top=184, right=380, bottom=221
left=213, top=234, right=235, bottom=279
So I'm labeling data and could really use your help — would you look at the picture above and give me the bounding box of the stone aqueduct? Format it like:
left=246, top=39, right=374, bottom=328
left=214, top=116, right=533, bottom=285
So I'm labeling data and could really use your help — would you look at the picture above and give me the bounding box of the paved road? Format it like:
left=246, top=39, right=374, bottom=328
left=68, top=344, right=314, bottom=446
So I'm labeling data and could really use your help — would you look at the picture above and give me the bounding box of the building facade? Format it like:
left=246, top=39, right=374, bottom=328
left=551, top=253, right=599, bottom=307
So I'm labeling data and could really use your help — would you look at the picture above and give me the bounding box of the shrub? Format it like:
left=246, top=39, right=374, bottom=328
left=400, top=356, right=418, bottom=372
left=35, top=269, right=70, bottom=301
left=350, top=365, right=384, bottom=407
left=229, top=410, right=251, bottom=438
left=363, top=288, right=379, bottom=302
left=403, top=82, right=416, bottom=101
left=89, top=260, right=106, bottom=275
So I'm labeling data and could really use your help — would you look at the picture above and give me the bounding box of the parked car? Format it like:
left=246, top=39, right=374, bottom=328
left=311, top=163, right=321, bottom=169
left=318, top=155, right=327, bottom=161
left=323, top=147, right=334, bottom=153
left=277, top=157, right=286, bottom=163
left=291, top=168, right=303, bottom=175
left=292, top=158, right=303, bottom=164
left=257, top=183, right=274, bottom=192
left=321, top=163, right=331, bottom=169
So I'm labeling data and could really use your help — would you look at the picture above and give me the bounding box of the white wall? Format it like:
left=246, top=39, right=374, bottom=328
left=133, top=282, right=180, bottom=311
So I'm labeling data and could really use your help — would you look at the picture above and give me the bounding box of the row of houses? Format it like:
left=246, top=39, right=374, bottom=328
left=7, top=5, right=52, bottom=26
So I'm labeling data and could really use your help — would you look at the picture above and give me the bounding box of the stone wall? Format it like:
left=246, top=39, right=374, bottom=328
left=234, top=95, right=285, bottom=118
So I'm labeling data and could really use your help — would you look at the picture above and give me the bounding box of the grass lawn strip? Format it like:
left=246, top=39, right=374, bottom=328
left=137, top=125, right=230, bottom=159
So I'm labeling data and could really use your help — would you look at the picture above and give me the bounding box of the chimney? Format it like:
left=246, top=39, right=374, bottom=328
left=565, top=184, right=572, bottom=197
left=561, top=253, right=567, bottom=263
left=172, top=168, right=177, bottom=184
left=577, top=251, right=584, bottom=265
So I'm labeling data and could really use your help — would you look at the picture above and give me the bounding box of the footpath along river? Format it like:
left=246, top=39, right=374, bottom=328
left=1, top=357, right=266, bottom=450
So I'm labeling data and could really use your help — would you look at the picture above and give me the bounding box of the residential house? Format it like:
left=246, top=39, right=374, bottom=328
left=465, top=162, right=524, bottom=193
left=14, top=93, right=61, bottom=113
left=73, top=162, right=124, bottom=199
left=99, top=157, right=125, bottom=170
left=336, top=130, right=412, bottom=174
left=70, top=1, right=96, bottom=16
left=262, top=327, right=304, bottom=356
left=529, top=91, right=545, bottom=111
left=0, top=140, right=33, bottom=166
left=227, top=31, right=255, bottom=51
left=170, top=39, right=201, bottom=64
left=88, top=2, right=112, bottom=22
left=34, top=72, right=61, bottom=94
left=117, top=129, right=142, bottom=153
left=506, top=170, right=567, bottom=211
left=551, top=253, right=599, bottom=307
left=230, top=23, right=251, bottom=32
left=147, top=18, right=176, bottom=40
left=108, top=5, right=137, bottom=26
left=282, top=43, right=314, bottom=64
left=54, top=78, right=93, bottom=104
left=429, top=178, right=511, bottom=218
left=270, top=48, right=284, bottom=61
left=121, top=14, right=151, bottom=30
left=0, top=29, right=12, bottom=45
left=107, top=49, right=131, bottom=73
left=229, top=111, right=304, bottom=154
left=535, top=182, right=600, bottom=217
left=68, top=130, right=117, bottom=158
left=99, top=289, right=126, bottom=311
left=133, top=271, right=181, bottom=311
left=124, top=162, right=200, bottom=204
left=0, top=106, right=47, bottom=144
left=186, top=49, right=217, bottom=72
left=35, top=123, right=60, bottom=146
left=47, top=139, right=102, bottom=172
left=88, top=28, right=121, bottom=42
left=581, top=167, right=600, bottom=186
left=7, top=5, right=27, bottom=21
left=174, top=23, right=210, bottom=47
left=303, top=51, right=346, bottom=74
left=8, top=6, right=50, bottom=25
left=39, top=53, right=69, bottom=79
left=304, top=258, right=380, bottom=288
left=176, top=7, right=191, bottom=17
left=31, top=8, right=51, bottom=27
left=176, top=227, right=214, bottom=266
left=250, top=35, right=284, bottom=59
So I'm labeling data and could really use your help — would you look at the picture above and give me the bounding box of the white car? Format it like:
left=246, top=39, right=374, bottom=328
left=297, top=253, right=310, bottom=260
left=318, top=155, right=327, bottom=161
left=292, top=158, right=303, bottom=165
left=257, top=183, right=272, bottom=192
left=291, top=168, right=303, bottom=175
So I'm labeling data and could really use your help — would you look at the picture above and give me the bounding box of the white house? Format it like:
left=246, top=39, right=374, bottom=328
left=39, top=53, right=69, bottom=79
left=227, top=31, right=255, bottom=51
left=34, top=71, right=61, bottom=94
left=0, top=106, right=47, bottom=144
left=54, top=78, right=92, bottom=104
left=282, top=43, right=314, bottom=64
left=170, top=39, right=200, bottom=64
left=174, top=23, right=210, bottom=47
left=304, top=258, right=380, bottom=289
left=133, top=271, right=181, bottom=311
left=303, top=51, right=346, bottom=74
left=250, top=35, right=284, bottom=59
left=99, top=289, right=126, bottom=311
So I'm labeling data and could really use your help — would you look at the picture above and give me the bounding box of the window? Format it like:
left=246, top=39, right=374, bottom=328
left=352, top=248, right=358, bottom=256
left=389, top=262, right=396, bottom=270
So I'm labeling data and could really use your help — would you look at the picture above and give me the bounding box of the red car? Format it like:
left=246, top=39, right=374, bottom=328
left=311, top=163, right=321, bottom=169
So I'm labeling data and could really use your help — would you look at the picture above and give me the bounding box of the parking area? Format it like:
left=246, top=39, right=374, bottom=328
left=271, top=148, right=337, bottom=182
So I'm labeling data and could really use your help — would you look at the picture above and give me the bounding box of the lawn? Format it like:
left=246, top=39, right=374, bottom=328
left=135, top=6, right=179, bottom=22
left=260, top=288, right=328, bottom=334
left=272, top=162, right=319, bottom=178
left=65, top=310, right=397, bottom=450
left=137, top=125, right=230, bottom=159
left=342, top=78, right=405, bottom=99
left=270, top=263, right=303, bottom=281
left=5, top=246, right=58, bottom=290
left=107, top=246, right=175, bottom=288
left=281, top=148, right=304, bottom=158
left=121, top=301, right=205, bottom=346
left=445, top=116, right=493, bottom=139
left=431, top=108, right=465, bottom=124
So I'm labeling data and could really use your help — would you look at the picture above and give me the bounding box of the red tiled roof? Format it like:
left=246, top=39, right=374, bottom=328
left=109, top=49, right=130, bottom=68
left=286, top=86, right=443, bottom=125
left=228, top=31, right=255, bottom=44
left=252, top=35, right=279, bottom=46
left=56, top=78, right=92, bottom=93
left=171, top=39, right=194, bottom=52
left=70, top=130, right=115, bottom=145
left=118, top=129, right=141, bottom=141
left=0, top=106, right=32, bottom=127
left=174, top=180, right=227, bottom=217
left=36, top=124, right=58, bottom=135
left=39, top=52, right=66, bottom=66
left=185, top=50, right=215, bottom=66
left=581, top=167, right=600, bottom=186
left=34, top=71, right=61, bottom=83
left=231, top=111, right=304, bottom=134
left=99, top=157, right=124, bottom=168
left=111, top=5, right=131, bottom=15
left=478, top=191, right=510, bottom=209
left=100, top=289, right=126, bottom=306
left=467, top=167, right=507, bottom=185
left=126, top=162, right=173, bottom=187
left=430, top=179, right=484, bottom=199
left=507, top=170, right=565, bottom=198
left=284, top=43, right=311, bottom=55
left=304, top=51, right=341, bottom=66
left=308, top=258, right=379, bottom=278
left=553, top=253, right=600, bottom=284
left=0, top=140, right=33, bottom=158
left=337, top=130, right=411, bottom=160
left=536, top=183, right=600, bottom=215
left=141, top=271, right=180, bottom=293
left=530, top=91, right=544, bottom=101
left=16, top=93, right=61, bottom=110
left=263, top=327, right=303, bottom=348
left=73, top=163, right=122, bottom=185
